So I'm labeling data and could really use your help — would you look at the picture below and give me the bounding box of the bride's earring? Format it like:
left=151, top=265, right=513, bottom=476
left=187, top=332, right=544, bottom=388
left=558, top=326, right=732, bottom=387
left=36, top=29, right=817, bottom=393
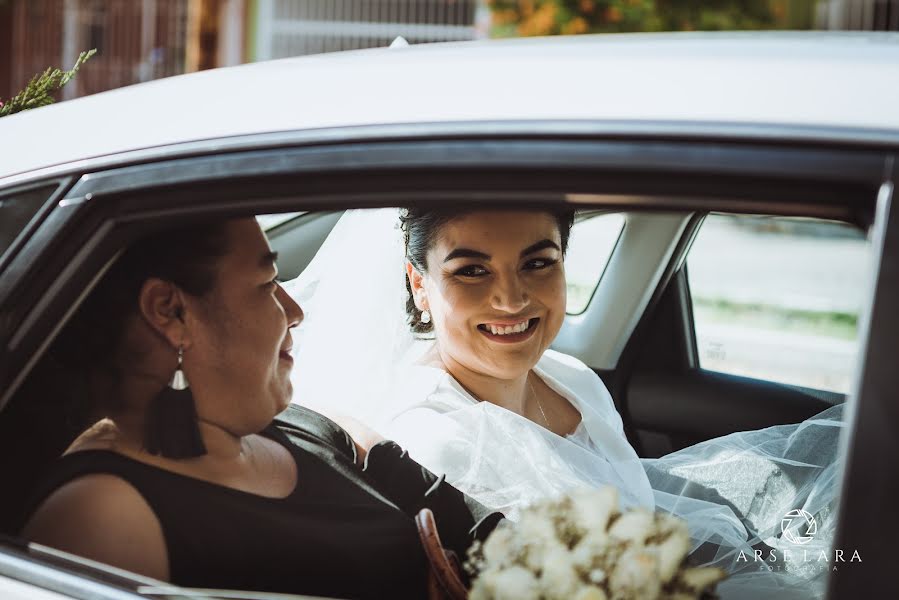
left=420, top=309, right=431, bottom=324
left=145, top=345, right=207, bottom=458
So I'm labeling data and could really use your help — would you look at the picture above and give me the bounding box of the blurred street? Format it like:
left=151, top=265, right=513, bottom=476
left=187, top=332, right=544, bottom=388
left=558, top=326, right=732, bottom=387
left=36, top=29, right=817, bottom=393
left=689, top=217, right=868, bottom=394
left=689, top=216, right=870, bottom=314
left=566, top=214, right=869, bottom=394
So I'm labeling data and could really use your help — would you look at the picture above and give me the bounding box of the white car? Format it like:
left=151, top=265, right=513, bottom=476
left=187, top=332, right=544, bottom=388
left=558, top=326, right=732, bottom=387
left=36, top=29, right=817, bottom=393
left=0, top=31, right=897, bottom=599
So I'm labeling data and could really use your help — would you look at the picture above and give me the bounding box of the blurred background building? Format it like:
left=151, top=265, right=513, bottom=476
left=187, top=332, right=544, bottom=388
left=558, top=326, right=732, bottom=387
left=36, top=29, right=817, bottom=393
left=1, top=0, right=897, bottom=102
left=0, top=0, right=485, bottom=100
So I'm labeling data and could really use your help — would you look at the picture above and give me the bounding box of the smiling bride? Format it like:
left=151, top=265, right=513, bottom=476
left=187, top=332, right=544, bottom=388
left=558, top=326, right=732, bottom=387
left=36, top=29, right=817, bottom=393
left=287, top=207, right=843, bottom=600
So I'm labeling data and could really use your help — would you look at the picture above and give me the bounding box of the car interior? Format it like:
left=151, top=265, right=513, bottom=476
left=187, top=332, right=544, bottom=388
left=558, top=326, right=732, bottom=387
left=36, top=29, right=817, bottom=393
left=264, top=208, right=861, bottom=457
left=0, top=134, right=883, bottom=597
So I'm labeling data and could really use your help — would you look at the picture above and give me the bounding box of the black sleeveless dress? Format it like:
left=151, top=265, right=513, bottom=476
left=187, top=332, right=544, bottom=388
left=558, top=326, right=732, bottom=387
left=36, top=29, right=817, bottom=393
left=22, top=405, right=503, bottom=599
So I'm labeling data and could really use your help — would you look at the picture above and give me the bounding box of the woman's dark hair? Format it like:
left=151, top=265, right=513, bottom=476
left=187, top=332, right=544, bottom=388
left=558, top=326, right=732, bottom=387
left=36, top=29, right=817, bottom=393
left=1, top=222, right=231, bottom=522
left=400, top=207, right=576, bottom=334
left=49, top=221, right=231, bottom=419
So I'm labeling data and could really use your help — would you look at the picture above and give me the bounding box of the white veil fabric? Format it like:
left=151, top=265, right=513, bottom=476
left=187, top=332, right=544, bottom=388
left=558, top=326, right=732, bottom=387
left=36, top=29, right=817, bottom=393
left=644, top=404, right=844, bottom=599
left=285, top=208, right=430, bottom=426
left=285, top=209, right=844, bottom=600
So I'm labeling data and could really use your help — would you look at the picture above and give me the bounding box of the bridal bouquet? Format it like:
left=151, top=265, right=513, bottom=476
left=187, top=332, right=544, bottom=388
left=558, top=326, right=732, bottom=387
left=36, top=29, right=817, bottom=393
left=466, top=487, right=726, bottom=600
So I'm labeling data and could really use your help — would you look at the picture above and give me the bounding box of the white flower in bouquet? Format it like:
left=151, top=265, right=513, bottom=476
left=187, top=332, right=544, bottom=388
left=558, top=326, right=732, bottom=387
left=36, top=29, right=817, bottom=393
left=471, top=565, right=540, bottom=600
left=538, top=545, right=580, bottom=599
left=467, top=486, right=726, bottom=600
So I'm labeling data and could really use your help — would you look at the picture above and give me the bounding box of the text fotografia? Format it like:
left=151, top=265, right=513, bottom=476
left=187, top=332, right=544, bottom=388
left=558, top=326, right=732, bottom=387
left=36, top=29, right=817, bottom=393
left=737, top=548, right=862, bottom=571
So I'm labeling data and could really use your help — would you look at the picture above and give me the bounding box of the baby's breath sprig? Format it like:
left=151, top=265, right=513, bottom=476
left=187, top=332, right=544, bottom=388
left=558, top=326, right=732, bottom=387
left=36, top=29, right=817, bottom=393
left=0, top=49, right=97, bottom=118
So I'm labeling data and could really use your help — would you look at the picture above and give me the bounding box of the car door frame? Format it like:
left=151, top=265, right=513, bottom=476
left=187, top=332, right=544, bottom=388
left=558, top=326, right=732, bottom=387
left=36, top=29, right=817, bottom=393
left=827, top=178, right=897, bottom=598
left=0, top=125, right=894, bottom=599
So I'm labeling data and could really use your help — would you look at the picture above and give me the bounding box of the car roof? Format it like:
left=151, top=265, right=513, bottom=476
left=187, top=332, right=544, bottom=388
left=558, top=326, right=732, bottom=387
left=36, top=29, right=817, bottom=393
left=2, top=31, right=899, bottom=182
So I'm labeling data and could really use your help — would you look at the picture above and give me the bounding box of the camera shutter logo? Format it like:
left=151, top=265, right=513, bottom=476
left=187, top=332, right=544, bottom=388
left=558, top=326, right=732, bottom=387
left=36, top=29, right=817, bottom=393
left=781, top=509, right=817, bottom=545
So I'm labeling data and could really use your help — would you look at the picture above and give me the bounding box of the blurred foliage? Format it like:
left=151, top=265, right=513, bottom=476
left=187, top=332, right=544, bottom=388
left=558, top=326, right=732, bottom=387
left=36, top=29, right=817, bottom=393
left=0, top=50, right=96, bottom=118
left=487, top=0, right=815, bottom=37
left=693, top=296, right=859, bottom=340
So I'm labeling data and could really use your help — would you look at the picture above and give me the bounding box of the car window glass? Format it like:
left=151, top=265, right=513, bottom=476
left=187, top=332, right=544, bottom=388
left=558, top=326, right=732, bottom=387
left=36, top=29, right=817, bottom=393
left=565, top=212, right=625, bottom=314
left=257, top=212, right=304, bottom=230
left=0, top=185, right=58, bottom=263
left=687, top=214, right=869, bottom=394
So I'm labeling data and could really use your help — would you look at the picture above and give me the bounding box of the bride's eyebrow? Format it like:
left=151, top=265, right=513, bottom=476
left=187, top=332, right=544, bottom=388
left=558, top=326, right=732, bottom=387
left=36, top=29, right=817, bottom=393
left=521, top=239, right=560, bottom=256
left=443, top=248, right=490, bottom=262
left=443, top=240, right=560, bottom=263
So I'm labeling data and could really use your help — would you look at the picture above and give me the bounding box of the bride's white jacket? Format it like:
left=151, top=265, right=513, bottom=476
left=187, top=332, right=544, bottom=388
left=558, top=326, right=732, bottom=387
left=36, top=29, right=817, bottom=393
left=381, top=349, right=655, bottom=517
left=380, top=348, right=843, bottom=600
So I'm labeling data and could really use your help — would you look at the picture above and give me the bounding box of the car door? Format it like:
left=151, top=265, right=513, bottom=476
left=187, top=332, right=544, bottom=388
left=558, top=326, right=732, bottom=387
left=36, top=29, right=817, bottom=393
left=0, top=129, right=894, bottom=599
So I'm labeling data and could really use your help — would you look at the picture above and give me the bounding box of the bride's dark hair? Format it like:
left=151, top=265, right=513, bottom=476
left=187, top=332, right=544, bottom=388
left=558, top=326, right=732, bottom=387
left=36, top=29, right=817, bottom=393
left=399, top=207, right=576, bottom=334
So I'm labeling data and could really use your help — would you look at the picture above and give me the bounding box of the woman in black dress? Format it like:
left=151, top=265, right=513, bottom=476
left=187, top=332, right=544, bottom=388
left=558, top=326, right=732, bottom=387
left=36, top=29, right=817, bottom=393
left=20, top=218, right=501, bottom=599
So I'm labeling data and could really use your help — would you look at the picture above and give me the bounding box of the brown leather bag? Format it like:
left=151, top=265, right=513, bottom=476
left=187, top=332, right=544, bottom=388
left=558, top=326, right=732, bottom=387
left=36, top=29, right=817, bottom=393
left=415, top=508, right=468, bottom=600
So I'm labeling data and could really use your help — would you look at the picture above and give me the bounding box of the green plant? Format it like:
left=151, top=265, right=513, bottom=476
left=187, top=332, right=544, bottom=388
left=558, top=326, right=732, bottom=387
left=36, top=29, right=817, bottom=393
left=487, top=0, right=796, bottom=38
left=0, top=49, right=96, bottom=118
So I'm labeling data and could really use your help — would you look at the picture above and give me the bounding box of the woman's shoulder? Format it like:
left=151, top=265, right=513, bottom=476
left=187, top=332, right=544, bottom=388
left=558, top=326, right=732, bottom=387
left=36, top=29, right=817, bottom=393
left=274, top=404, right=358, bottom=459
left=381, top=368, right=477, bottom=457
left=22, top=471, right=168, bottom=579
left=389, top=366, right=471, bottom=414
left=276, top=403, right=344, bottom=435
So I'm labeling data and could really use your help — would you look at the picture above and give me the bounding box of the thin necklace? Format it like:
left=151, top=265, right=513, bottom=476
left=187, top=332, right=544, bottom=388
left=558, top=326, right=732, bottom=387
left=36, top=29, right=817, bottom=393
left=527, top=373, right=551, bottom=430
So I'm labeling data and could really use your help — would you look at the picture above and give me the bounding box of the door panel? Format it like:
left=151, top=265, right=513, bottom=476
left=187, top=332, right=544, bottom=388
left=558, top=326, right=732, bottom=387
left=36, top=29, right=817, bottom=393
left=628, top=370, right=833, bottom=458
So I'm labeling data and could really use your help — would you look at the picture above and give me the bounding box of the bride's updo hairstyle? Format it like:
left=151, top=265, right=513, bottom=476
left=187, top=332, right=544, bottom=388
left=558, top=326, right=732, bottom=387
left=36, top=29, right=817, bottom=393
left=400, top=207, right=576, bottom=333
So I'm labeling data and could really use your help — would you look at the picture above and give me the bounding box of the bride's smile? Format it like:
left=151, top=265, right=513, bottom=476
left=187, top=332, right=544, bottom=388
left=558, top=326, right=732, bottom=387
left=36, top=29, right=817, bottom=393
left=476, top=317, right=540, bottom=343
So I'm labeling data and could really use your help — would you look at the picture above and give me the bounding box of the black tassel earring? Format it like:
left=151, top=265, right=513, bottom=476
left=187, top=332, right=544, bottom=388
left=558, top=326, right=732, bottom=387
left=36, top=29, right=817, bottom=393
left=145, top=346, right=207, bottom=458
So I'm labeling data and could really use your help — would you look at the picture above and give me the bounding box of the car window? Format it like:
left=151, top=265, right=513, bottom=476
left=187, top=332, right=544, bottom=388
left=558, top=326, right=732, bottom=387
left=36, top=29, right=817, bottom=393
left=687, top=214, right=870, bottom=394
left=257, top=212, right=304, bottom=230
left=0, top=184, right=58, bottom=263
left=565, top=212, right=625, bottom=314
